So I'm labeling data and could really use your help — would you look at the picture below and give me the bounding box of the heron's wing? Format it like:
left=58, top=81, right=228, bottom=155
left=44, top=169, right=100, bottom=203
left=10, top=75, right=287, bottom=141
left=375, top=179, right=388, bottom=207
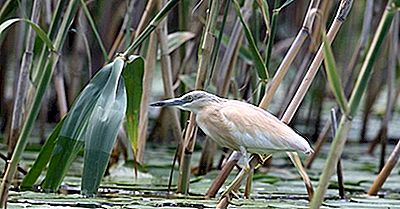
left=219, top=101, right=312, bottom=154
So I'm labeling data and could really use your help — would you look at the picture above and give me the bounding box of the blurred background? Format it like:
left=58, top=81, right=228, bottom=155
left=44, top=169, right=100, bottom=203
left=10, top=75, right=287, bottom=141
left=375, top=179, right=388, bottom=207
left=0, top=0, right=398, bottom=160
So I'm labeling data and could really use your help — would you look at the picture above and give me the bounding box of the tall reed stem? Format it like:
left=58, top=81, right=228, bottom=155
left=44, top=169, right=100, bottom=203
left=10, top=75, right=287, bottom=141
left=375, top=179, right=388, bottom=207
left=155, top=0, right=182, bottom=158
left=122, top=0, right=180, bottom=58
left=310, top=0, right=400, bottom=207
left=7, top=0, right=41, bottom=158
left=211, top=0, right=322, bottom=201
left=259, top=0, right=321, bottom=108
left=282, top=0, right=352, bottom=123
left=368, top=140, right=400, bottom=195
left=177, top=0, right=219, bottom=194
left=0, top=1, right=80, bottom=207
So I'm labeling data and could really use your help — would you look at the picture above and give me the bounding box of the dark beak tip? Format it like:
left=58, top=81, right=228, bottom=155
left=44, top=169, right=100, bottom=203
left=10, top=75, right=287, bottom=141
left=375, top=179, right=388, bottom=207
left=150, top=102, right=164, bottom=107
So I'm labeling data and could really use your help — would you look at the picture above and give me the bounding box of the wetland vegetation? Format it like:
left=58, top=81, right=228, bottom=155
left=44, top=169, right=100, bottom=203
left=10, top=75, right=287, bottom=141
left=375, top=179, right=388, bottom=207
left=0, top=0, right=399, bottom=208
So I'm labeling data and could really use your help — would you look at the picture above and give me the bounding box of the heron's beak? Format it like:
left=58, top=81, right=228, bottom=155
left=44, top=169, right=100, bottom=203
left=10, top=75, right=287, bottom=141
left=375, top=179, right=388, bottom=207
left=150, top=98, right=185, bottom=107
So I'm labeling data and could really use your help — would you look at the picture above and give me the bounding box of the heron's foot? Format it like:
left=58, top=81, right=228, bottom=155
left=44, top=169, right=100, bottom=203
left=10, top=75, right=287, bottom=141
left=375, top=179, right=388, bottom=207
left=219, top=187, right=239, bottom=201
left=260, top=154, right=272, bottom=165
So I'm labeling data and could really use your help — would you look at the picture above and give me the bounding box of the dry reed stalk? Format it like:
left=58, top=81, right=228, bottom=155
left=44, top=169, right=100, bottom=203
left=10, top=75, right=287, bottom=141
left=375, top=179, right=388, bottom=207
left=53, top=65, right=68, bottom=117
left=205, top=151, right=242, bottom=198
left=136, top=32, right=158, bottom=164
left=203, top=0, right=253, bottom=193
left=306, top=0, right=375, bottom=167
left=69, top=10, right=88, bottom=103
left=199, top=1, right=245, bottom=174
left=211, top=0, right=323, bottom=201
left=6, top=0, right=41, bottom=157
left=259, top=0, right=321, bottom=108
left=282, top=0, right=352, bottom=123
left=217, top=0, right=251, bottom=94
left=0, top=1, right=80, bottom=206
left=378, top=14, right=398, bottom=170
left=107, top=0, right=136, bottom=59
left=368, top=140, right=400, bottom=195
left=311, top=0, right=399, bottom=207
left=305, top=121, right=330, bottom=168
left=262, top=0, right=354, bottom=202
left=177, top=0, right=219, bottom=194
left=359, top=68, right=384, bottom=143
left=367, top=14, right=398, bottom=157
left=216, top=155, right=265, bottom=208
left=343, top=0, right=373, bottom=97
left=156, top=0, right=182, bottom=154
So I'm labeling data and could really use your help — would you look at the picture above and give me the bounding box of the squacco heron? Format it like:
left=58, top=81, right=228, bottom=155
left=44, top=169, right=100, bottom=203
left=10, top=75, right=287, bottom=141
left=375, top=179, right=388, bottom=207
left=151, top=91, right=313, bottom=156
left=151, top=91, right=313, bottom=199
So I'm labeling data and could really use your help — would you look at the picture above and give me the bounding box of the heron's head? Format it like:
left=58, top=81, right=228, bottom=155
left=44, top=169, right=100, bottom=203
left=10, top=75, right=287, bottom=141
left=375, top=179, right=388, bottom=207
left=150, top=91, right=223, bottom=113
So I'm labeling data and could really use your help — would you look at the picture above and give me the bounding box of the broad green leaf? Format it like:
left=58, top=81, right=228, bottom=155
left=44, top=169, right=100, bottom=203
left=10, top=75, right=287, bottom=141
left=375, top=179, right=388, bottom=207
left=233, top=0, right=269, bottom=80
left=42, top=136, right=84, bottom=191
left=42, top=63, right=113, bottom=191
left=0, top=18, right=55, bottom=51
left=21, top=118, right=65, bottom=190
left=321, top=31, right=349, bottom=115
left=122, top=55, right=144, bottom=162
left=82, top=57, right=127, bottom=196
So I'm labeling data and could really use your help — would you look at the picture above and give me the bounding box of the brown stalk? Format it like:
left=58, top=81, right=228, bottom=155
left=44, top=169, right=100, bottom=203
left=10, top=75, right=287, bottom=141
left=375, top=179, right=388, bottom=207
left=278, top=0, right=330, bottom=116
left=217, top=0, right=251, bottom=93
left=259, top=0, right=321, bottom=108
left=305, top=121, right=330, bottom=168
left=210, top=0, right=322, bottom=200
left=368, top=87, right=400, bottom=154
left=198, top=0, right=250, bottom=176
left=136, top=30, right=158, bottom=163
left=107, top=0, right=136, bottom=59
left=367, top=14, right=399, bottom=157
left=342, top=0, right=373, bottom=98
left=305, top=0, right=374, bottom=168
left=53, top=64, right=68, bottom=117
left=281, top=0, right=351, bottom=123
left=7, top=0, right=41, bottom=157
left=368, top=139, right=400, bottom=195
left=216, top=155, right=265, bottom=208
left=202, top=0, right=252, bottom=191
left=177, top=0, right=218, bottom=194
left=220, top=0, right=352, bottom=202
left=279, top=2, right=353, bottom=199
left=155, top=0, right=182, bottom=157
left=69, top=9, right=89, bottom=103
left=359, top=67, right=384, bottom=143
left=108, top=0, right=155, bottom=59
left=205, top=151, right=241, bottom=198
left=217, top=1, right=353, bottom=207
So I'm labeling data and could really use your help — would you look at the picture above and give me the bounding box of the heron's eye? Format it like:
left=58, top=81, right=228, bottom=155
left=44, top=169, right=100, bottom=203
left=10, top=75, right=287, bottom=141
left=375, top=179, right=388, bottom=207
left=186, top=95, right=194, bottom=102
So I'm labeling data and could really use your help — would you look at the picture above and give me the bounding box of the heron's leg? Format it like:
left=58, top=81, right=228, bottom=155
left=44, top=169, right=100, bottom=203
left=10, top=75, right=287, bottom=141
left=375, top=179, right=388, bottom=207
left=219, top=149, right=253, bottom=201
left=240, top=146, right=251, bottom=171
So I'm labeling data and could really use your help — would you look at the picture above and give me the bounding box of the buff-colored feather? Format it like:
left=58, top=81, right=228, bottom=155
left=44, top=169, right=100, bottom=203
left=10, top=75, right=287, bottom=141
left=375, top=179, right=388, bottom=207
left=151, top=90, right=313, bottom=155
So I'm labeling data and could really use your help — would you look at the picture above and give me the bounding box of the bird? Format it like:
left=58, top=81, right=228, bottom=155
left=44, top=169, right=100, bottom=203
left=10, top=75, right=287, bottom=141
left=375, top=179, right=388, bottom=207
left=150, top=90, right=313, bottom=160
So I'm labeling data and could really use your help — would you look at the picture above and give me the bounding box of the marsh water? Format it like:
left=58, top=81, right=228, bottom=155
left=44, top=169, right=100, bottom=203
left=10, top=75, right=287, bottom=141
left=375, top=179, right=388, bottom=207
left=3, top=141, right=400, bottom=209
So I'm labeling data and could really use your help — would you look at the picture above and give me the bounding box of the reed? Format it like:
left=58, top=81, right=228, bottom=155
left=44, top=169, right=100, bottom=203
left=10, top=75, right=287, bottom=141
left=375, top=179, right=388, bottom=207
left=177, top=0, right=219, bottom=194
left=310, top=0, right=400, bottom=207
left=0, top=1, right=80, bottom=206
